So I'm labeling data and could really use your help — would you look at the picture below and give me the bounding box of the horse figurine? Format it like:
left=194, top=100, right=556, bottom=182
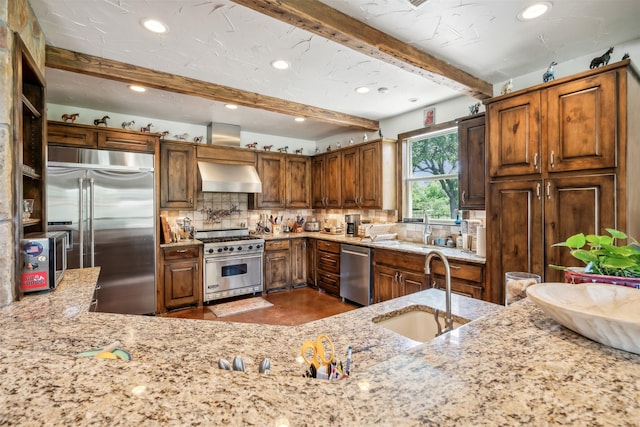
left=295, top=148, right=303, bottom=155
left=543, top=61, right=558, bottom=83
left=93, top=115, right=110, bottom=127
left=193, top=136, right=204, bottom=143
left=174, top=133, right=189, bottom=140
left=246, top=142, right=258, bottom=149
left=61, top=113, right=79, bottom=123
left=590, top=47, right=614, bottom=69
left=159, top=131, right=170, bottom=140
left=277, top=146, right=288, bottom=153
left=468, top=102, right=480, bottom=115
left=263, top=145, right=273, bottom=151
left=140, top=123, right=154, bottom=132
left=500, top=79, right=513, bottom=95
left=622, top=53, right=630, bottom=60
left=121, top=120, right=135, bottom=130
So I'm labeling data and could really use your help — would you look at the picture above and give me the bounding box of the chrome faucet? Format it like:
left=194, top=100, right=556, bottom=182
left=425, top=250, right=454, bottom=336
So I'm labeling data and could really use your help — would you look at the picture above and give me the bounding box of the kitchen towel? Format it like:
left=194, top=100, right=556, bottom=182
left=476, top=226, right=486, bottom=257
left=209, top=297, right=273, bottom=317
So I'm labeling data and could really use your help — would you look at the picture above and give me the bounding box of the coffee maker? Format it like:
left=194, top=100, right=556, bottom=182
left=345, top=214, right=361, bottom=237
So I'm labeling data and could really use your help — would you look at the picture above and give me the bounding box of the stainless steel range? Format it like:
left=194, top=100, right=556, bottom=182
left=196, top=228, right=264, bottom=302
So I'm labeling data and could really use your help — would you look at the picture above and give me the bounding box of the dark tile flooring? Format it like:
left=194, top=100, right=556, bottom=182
left=162, top=286, right=358, bottom=326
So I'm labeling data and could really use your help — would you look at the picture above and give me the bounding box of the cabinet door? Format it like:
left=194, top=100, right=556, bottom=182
left=458, top=114, right=486, bottom=210
left=373, top=264, right=397, bottom=303
left=325, top=152, right=342, bottom=208
left=359, top=141, right=381, bottom=208
left=400, top=270, right=427, bottom=297
left=317, top=271, right=340, bottom=296
left=47, top=122, right=97, bottom=148
left=341, top=147, right=359, bottom=208
left=98, top=130, right=157, bottom=153
left=290, top=239, right=307, bottom=286
left=164, top=259, right=200, bottom=309
left=545, top=71, right=617, bottom=172
left=160, top=143, right=196, bottom=209
left=544, top=174, right=616, bottom=282
left=487, top=92, right=542, bottom=177
left=264, top=249, right=290, bottom=291
left=306, top=238, right=317, bottom=286
left=487, top=179, right=544, bottom=305
left=255, top=154, right=286, bottom=208
left=311, top=156, right=326, bottom=208
left=286, top=156, right=311, bottom=208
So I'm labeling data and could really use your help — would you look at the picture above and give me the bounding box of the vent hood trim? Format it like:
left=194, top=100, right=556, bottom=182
left=197, top=161, right=262, bottom=193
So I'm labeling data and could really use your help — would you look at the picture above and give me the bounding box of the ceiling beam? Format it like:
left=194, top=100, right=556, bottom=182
left=45, top=45, right=380, bottom=131
left=231, top=0, right=493, bottom=100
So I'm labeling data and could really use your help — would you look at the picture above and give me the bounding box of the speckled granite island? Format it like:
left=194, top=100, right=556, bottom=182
left=1, top=268, right=639, bottom=426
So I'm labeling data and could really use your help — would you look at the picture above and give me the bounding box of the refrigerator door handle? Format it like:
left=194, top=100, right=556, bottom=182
left=89, top=178, right=95, bottom=267
left=78, top=177, right=84, bottom=269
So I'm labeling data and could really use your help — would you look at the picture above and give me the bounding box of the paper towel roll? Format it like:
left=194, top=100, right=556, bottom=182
left=476, top=226, right=486, bottom=257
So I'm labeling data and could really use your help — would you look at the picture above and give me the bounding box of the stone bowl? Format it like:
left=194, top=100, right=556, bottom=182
left=526, top=282, right=640, bottom=355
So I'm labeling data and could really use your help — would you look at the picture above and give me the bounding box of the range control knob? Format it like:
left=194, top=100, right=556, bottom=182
left=217, top=248, right=223, bottom=253
left=208, top=248, right=214, bottom=254
left=229, top=247, right=234, bottom=252
left=237, top=246, right=243, bottom=251
left=223, top=246, right=229, bottom=251
left=248, top=245, right=253, bottom=250
left=256, top=244, right=262, bottom=249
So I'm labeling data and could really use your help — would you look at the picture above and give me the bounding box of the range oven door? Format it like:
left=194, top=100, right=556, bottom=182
left=204, top=254, right=263, bottom=301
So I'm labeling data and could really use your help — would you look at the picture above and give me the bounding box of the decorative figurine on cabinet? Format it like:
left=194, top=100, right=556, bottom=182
left=590, top=47, right=614, bottom=69
left=277, top=146, right=288, bottom=153
left=174, top=133, right=189, bottom=140
left=121, top=120, right=135, bottom=130
left=193, top=136, right=204, bottom=143
left=93, top=115, right=110, bottom=126
left=159, top=131, right=170, bottom=139
left=141, top=123, right=154, bottom=132
left=378, top=128, right=383, bottom=138
left=263, top=145, right=273, bottom=151
left=246, top=142, right=258, bottom=149
left=61, top=113, right=79, bottom=123
left=500, top=79, right=513, bottom=95
left=622, top=53, right=630, bottom=60
left=468, top=102, right=480, bottom=115
left=363, top=133, right=368, bottom=142
left=295, top=148, right=303, bottom=155
left=543, top=61, right=558, bottom=82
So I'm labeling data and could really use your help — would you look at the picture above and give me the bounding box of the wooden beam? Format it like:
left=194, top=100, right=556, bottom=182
left=45, top=45, right=379, bottom=131
left=231, top=0, right=493, bottom=100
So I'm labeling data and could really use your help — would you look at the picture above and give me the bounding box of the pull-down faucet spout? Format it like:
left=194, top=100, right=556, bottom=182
left=425, top=250, right=453, bottom=336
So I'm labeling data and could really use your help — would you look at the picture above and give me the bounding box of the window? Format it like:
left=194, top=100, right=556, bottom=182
left=403, top=125, right=459, bottom=220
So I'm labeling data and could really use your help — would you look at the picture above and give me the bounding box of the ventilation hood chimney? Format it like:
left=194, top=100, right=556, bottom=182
left=198, top=161, right=262, bottom=193
left=207, top=122, right=240, bottom=146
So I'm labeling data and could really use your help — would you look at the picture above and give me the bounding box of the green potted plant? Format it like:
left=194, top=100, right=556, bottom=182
left=551, top=228, right=640, bottom=288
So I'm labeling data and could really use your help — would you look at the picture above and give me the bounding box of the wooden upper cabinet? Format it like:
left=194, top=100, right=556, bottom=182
left=285, top=155, right=311, bottom=208
left=47, top=121, right=157, bottom=153
left=160, top=142, right=196, bottom=209
left=324, top=152, right=342, bottom=208
left=48, top=121, right=97, bottom=148
left=311, top=155, right=326, bottom=208
left=545, top=71, right=617, bottom=172
left=458, top=114, right=486, bottom=210
left=341, top=147, right=359, bottom=208
left=358, top=142, right=381, bottom=208
left=98, top=130, right=156, bottom=153
left=254, top=153, right=286, bottom=209
left=487, top=92, right=542, bottom=177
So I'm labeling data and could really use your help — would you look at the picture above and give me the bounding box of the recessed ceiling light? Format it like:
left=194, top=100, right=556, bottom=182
left=271, top=60, right=290, bottom=70
left=129, top=85, right=146, bottom=93
left=355, top=86, right=370, bottom=94
left=294, top=117, right=305, bottom=122
left=517, top=2, right=552, bottom=21
left=408, top=98, right=418, bottom=102
left=225, top=104, right=238, bottom=110
left=141, top=18, right=169, bottom=34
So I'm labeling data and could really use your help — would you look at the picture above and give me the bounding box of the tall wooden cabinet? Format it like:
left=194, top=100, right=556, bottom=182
left=13, top=35, right=46, bottom=295
left=485, top=60, right=640, bottom=305
left=458, top=113, right=486, bottom=210
left=160, top=141, right=196, bottom=209
left=311, top=152, right=341, bottom=208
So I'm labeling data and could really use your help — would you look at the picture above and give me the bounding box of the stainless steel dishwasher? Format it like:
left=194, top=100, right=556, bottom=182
left=340, top=244, right=372, bottom=306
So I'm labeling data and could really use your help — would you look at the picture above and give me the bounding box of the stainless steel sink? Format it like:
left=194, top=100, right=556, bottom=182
left=373, top=307, right=466, bottom=342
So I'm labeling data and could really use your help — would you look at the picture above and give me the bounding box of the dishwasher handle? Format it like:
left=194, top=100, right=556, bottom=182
left=341, top=248, right=369, bottom=257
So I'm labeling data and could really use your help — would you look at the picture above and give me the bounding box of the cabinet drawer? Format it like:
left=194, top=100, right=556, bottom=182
left=373, top=248, right=426, bottom=273
left=318, top=272, right=340, bottom=294
left=431, top=260, right=483, bottom=283
left=163, top=246, right=200, bottom=260
left=48, top=122, right=97, bottom=148
left=317, top=252, right=340, bottom=273
left=317, top=240, right=340, bottom=254
left=265, top=239, right=290, bottom=251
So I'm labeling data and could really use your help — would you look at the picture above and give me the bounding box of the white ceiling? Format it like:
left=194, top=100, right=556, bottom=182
left=30, top=0, right=640, bottom=140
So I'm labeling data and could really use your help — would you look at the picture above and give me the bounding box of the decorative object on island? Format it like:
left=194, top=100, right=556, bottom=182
left=500, top=79, right=513, bottom=95
left=61, top=113, right=79, bottom=123
left=141, top=123, right=154, bottom=132
left=263, top=144, right=273, bottom=151
left=93, top=115, right=110, bottom=126
left=551, top=228, right=640, bottom=288
left=543, top=61, right=558, bottom=82
left=423, top=106, right=435, bottom=126
left=193, top=136, right=204, bottom=143
left=468, top=102, right=480, bottom=115
left=121, top=120, right=135, bottom=130
left=505, top=271, right=541, bottom=305
left=590, top=47, right=614, bottom=69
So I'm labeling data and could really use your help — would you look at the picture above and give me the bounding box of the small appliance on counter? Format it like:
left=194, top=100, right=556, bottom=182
left=21, top=231, right=68, bottom=293
left=304, top=220, right=321, bottom=232
left=345, top=214, right=361, bottom=237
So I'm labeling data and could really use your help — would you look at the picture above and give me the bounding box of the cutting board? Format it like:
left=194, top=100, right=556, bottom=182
left=160, top=215, right=172, bottom=244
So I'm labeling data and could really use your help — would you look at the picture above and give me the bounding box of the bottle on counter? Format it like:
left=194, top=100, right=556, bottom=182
left=456, top=232, right=464, bottom=249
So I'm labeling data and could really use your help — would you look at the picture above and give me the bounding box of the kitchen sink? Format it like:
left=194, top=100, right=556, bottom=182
left=373, top=307, right=466, bottom=342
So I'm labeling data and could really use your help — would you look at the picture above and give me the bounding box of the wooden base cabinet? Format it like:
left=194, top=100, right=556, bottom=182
left=305, top=238, right=317, bottom=286
left=159, top=245, right=202, bottom=312
left=373, top=249, right=427, bottom=303
left=290, top=238, right=307, bottom=287
left=264, top=239, right=291, bottom=292
left=316, top=240, right=340, bottom=296
left=429, top=259, right=485, bottom=300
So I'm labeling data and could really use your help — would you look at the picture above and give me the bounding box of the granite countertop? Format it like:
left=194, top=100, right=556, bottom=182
left=2, top=268, right=639, bottom=425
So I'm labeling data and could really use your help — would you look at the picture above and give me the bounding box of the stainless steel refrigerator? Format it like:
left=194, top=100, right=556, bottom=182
left=47, top=146, right=156, bottom=315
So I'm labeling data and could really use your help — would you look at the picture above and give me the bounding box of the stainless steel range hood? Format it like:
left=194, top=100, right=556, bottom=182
left=198, top=161, right=262, bottom=193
